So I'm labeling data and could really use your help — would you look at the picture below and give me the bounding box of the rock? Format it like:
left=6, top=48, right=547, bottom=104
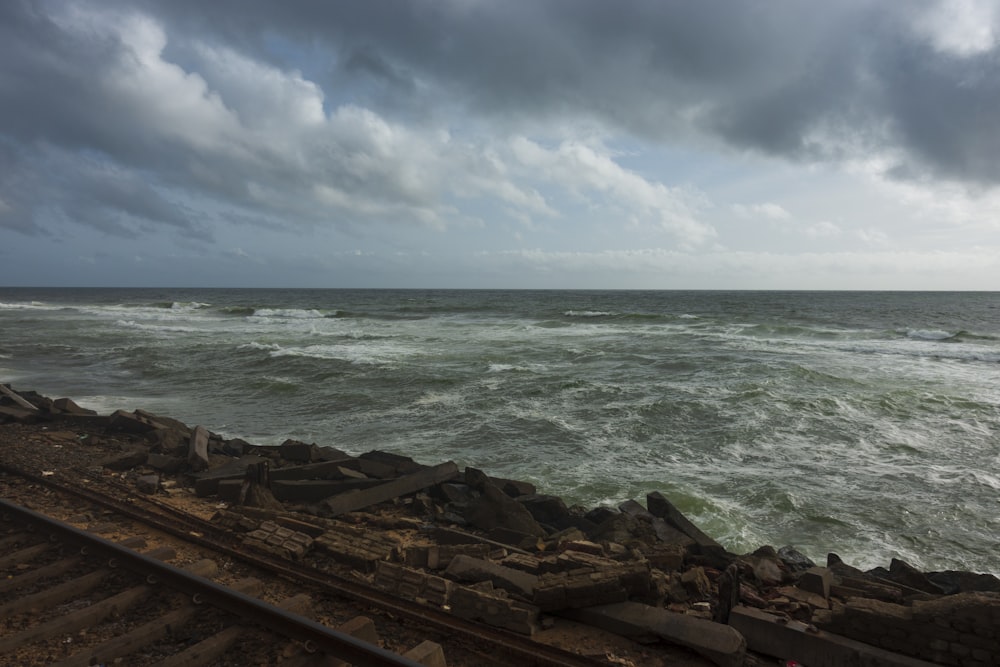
left=885, top=558, right=945, bottom=595
left=490, top=476, right=536, bottom=498
left=646, top=491, right=722, bottom=551
left=751, top=555, right=785, bottom=587
left=53, top=397, right=97, bottom=415
left=279, top=439, right=320, bottom=463
left=108, top=409, right=164, bottom=435
left=101, top=447, right=149, bottom=471
left=463, top=468, right=545, bottom=537
left=584, top=506, right=620, bottom=524
left=682, top=566, right=712, bottom=600
left=778, top=545, right=816, bottom=573
left=926, top=569, right=1000, bottom=595
left=146, top=453, right=186, bottom=474
left=136, top=473, right=160, bottom=494
left=516, top=493, right=570, bottom=527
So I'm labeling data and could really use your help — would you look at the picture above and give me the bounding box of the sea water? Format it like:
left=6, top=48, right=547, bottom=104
left=1, top=288, right=998, bottom=574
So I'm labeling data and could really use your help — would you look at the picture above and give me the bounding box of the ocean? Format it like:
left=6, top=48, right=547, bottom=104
left=1, top=288, right=998, bottom=574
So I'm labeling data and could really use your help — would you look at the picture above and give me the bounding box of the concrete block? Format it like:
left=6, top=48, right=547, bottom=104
left=729, top=605, right=941, bottom=667
left=402, top=640, right=447, bottom=667
left=188, top=425, right=210, bottom=471
left=563, top=601, right=745, bottom=667
left=445, top=555, right=538, bottom=599
left=799, top=566, right=832, bottom=598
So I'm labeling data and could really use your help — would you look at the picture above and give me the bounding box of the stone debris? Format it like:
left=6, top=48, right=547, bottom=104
left=5, top=382, right=1000, bottom=666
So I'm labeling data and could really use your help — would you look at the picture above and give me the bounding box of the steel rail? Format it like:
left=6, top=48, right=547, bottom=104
left=0, top=497, right=426, bottom=667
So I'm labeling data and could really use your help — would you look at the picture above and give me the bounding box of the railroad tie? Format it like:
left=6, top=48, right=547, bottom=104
left=0, top=555, right=214, bottom=655
left=50, top=577, right=263, bottom=667
left=0, top=534, right=146, bottom=596
left=149, top=592, right=313, bottom=667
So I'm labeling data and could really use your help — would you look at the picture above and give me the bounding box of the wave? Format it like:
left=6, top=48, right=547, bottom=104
left=219, top=306, right=257, bottom=316
left=906, top=328, right=955, bottom=341
left=150, top=301, right=212, bottom=311
left=250, top=308, right=334, bottom=319
left=0, top=300, right=56, bottom=311
left=564, top=310, right=615, bottom=318
left=114, top=319, right=201, bottom=334
left=238, top=341, right=281, bottom=352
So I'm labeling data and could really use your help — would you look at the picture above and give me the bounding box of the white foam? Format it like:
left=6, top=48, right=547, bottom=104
left=251, top=308, right=328, bottom=319
left=564, top=310, right=614, bottom=317
left=0, top=300, right=56, bottom=310
left=907, top=329, right=954, bottom=341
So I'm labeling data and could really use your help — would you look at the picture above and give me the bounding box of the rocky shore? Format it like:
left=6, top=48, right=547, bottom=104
left=2, top=384, right=999, bottom=667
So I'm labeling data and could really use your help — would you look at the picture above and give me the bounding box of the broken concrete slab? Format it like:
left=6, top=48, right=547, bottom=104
left=445, top=555, right=538, bottom=600
left=145, top=453, right=184, bottom=474
left=729, top=605, right=940, bottom=667
left=0, top=405, right=41, bottom=424
left=359, top=450, right=426, bottom=475
left=279, top=439, right=320, bottom=463
left=799, top=566, right=833, bottom=599
left=645, top=491, right=722, bottom=551
left=100, top=447, right=149, bottom=471
left=0, top=384, right=39, bottom=411
left=562, top=601, right=746, bottom=667
left=270, top=478, right=386, bottom=502
left=108, top=409, right=165, bottom=435
left=316, top=461, right=460, bottom=517
left=516, top=493, right=570, bottom=527
left=463, top=467, right=545, bottom=537
left=187, top=425, right=210, bottom=471
left=189, top=455, right=269, bottom=496
left=53, top=397, right=97, bottom=415
left=267, top=459, right=364, bottom=481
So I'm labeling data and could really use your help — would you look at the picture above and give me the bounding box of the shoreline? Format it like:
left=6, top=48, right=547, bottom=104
left=3, top=384, right=1000, bottom=666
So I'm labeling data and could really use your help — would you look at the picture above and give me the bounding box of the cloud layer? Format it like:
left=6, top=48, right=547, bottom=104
left=1, top=0, right=998, bottom=287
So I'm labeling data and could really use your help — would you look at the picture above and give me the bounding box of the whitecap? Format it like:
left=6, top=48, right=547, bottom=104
left=251, top=308, right=327, bottom=319
left=907, top=329, right=954, bottom=341
left=0, top=300, right=56, bottom=310
left=564, top=310, right=614, bottom=317
left=238, top=341, right=281, bottom=352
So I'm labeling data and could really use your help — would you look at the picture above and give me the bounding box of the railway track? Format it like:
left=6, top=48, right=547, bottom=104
left=0, top=496, right=437, bottom=667
left=0, top=466, right=624, bottom=667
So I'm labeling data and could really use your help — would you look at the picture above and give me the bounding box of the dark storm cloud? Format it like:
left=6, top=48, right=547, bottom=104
left=115, top=0, right=1000, bottom=185
left=1, top=0, right=998, bottom=246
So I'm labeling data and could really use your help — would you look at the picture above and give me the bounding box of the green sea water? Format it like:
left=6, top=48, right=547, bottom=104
left=2, top=288, right=998, bottom=574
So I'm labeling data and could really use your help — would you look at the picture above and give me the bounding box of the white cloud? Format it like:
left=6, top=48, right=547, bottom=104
left=731, top=202, right=791, bottom=220
left=912, top=0, right=999, bottom=56
left=804, top=221, right=842, bottom=238
left=510, top=137, right=715, bottom=246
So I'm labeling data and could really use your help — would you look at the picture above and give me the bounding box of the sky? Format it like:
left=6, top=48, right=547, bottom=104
left=1, top=0, right=1000, bottom=290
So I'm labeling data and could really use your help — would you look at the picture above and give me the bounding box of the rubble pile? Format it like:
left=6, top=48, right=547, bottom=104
left=3, top=384, right=999, bottom=667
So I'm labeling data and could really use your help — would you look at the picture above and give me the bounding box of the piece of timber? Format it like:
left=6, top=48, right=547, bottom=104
left=317, top=461, right=460, bottom=517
